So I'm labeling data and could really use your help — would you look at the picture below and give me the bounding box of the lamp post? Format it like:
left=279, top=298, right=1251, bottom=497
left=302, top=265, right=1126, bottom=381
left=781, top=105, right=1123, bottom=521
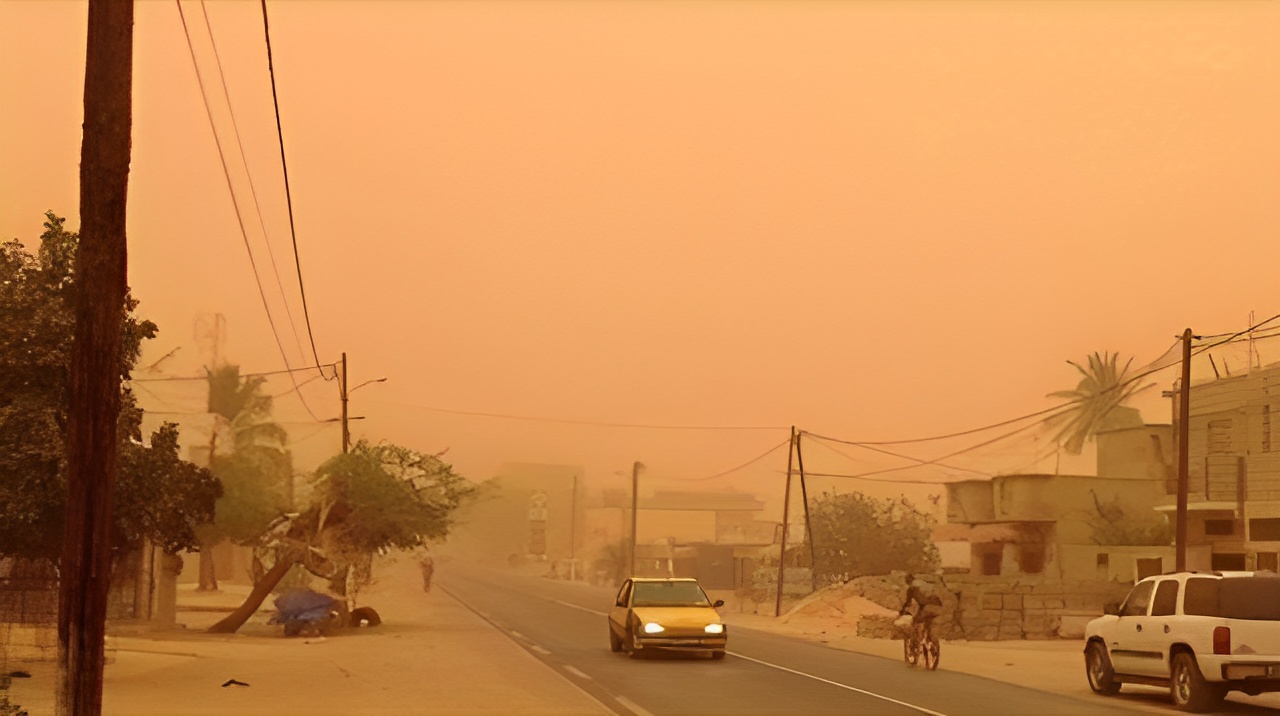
left=339, top=352, right=386, bottom=453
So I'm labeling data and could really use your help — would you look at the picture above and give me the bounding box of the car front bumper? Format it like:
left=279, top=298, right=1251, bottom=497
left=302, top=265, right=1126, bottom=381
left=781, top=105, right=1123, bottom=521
left=635, top=635, right=727, bottom=651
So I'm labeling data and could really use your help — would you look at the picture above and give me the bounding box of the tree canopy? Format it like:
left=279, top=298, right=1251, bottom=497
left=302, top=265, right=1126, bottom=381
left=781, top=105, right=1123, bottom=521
left=1046, top=351, right=1151, bottom=455
left=806, top=491, right=940, bottom=586
left=0, top=212, right=219, bottom=562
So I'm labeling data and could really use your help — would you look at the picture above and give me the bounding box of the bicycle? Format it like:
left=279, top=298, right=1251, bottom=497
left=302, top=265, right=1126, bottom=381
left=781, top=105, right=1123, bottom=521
left=902, top=615, right=940, bottom=671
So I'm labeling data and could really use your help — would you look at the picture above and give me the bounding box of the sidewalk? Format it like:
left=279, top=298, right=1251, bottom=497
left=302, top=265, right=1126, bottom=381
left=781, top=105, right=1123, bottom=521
left=4, top=557, right=611, bottom=715
left=720, top=611, right=1280, bottom=711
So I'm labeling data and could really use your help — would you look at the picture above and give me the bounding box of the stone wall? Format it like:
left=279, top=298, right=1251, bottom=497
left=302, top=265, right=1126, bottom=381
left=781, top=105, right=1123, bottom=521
left=945, top=575, right=1132, bottom=640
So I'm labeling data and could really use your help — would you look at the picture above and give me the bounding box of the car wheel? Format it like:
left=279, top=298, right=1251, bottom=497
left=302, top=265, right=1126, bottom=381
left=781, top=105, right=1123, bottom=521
left=1170, top=652, right=1225, bottom=713
left=711, top=650, right=726, bottom=660
left=609, top=626, right=622, bottom=653
left=1085, top=641, right=1120, bottom=695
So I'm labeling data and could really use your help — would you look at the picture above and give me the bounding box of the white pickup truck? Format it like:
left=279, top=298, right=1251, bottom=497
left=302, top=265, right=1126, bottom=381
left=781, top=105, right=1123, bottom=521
left=1084, top=571, right=1280, bottom=712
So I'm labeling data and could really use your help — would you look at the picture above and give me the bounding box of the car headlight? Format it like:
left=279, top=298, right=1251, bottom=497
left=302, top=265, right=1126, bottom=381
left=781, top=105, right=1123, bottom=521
left=704, top=623, right=724, bottom=634
left=643, top=622, right=665, bottom=634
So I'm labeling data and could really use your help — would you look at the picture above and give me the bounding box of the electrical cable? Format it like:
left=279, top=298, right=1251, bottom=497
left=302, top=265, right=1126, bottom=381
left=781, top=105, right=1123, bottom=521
left=362, top=399, right=787, bottom=431
left=673, top=438, right=793, bottom=482
left=197, top=0, right=308, bottom=361
left=176, top=0, right=325, bottom=421
left=131, top=362, right=338, bottom=382
left=260, top=0, right=327, bottom=378
left=802, top=432, right=994, bottom=478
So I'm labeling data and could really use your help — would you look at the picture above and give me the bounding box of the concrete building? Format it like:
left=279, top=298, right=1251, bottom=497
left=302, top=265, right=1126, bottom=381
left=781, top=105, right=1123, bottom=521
left=945, top=423, right=1180, bottom=583
left=1156, top=362, right=1280, bottom=572
left=630, top=490, right=777, bottom=590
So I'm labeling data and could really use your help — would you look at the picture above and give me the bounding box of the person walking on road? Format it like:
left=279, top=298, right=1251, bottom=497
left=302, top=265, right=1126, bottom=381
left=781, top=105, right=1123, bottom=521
left=419, top=554, right=435, bottom=593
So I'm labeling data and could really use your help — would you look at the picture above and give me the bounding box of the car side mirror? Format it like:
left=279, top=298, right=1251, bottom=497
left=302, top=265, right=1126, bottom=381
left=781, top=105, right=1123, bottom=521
left=1103, top=601, right=1120, bottom=616
left=713, top=599, right=725, bottom=608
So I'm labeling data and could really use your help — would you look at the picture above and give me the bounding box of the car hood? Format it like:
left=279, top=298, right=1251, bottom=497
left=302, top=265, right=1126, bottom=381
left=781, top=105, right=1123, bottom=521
left=632, top=606, right=722, bottom=628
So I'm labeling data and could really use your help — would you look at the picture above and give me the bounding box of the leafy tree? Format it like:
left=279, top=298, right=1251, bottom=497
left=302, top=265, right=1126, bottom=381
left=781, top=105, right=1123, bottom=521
left=806, top=491, right=939, bottom=587
left=194, top=365, right=292, bottom=590
left=207, top=440, right=475, bottom=633
left=1086, top=490, right=1174, bottom=547
left=0, top=212, right=219, bottom=563
left=1046, top=352, right=1152, bottom=455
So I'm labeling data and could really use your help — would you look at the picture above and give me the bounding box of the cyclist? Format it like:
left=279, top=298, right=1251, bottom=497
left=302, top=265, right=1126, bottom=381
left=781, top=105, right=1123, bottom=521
left=899, top=573, right=943, bottom=640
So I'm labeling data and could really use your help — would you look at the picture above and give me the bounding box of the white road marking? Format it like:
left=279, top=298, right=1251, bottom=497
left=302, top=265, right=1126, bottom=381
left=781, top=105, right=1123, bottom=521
left=615, top=695, right=657, bottom=716
left=729, top=652, right=950, bottom=716
left=529, top=644, right=551, bottom=655
left=509, top=630, right=526, bottom=641
left=564, top=665, right=592, bottom=681
left=552, top=599, right=608, bottom=617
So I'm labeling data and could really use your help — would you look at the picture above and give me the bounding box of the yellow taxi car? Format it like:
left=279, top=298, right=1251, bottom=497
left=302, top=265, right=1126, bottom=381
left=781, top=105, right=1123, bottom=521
left=608, top=577, right=727, bottom=659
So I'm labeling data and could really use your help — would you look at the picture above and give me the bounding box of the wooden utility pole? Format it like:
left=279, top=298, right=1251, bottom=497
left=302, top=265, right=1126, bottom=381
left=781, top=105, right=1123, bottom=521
left=340, top=352, right=350, bottom=453
left=1175, top=328, right=1193, bottom=571
left=796, top=431, right=816, bottom=592
left=775, top=426, right=796, bottom=617
left=59, top=1, right=134, bottom=713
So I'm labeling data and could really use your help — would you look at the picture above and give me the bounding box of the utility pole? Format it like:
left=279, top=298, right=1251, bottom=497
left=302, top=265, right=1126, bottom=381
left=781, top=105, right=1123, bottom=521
left=796, top=431, right=816, bottom=593
left=775, top=426, right=796, bottom=617
left=1175, top=328, right=1193, bottom=571
left=340, top=352, right=349, bottom=453
left=570, top=473, right=578, bottom=581
left=629, top=461, right=642, bottom=575
left=60, top=1, right=133, bottom=713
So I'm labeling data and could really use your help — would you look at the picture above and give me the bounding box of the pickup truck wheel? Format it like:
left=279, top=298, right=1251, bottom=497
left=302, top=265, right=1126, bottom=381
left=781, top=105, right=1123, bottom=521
left=1171, top=652, right=1225, bottom=712
left=1085, top=641, right=1120, bottom=695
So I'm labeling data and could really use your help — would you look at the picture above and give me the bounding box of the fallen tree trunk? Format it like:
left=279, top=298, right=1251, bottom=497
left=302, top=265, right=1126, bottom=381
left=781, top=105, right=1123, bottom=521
left=205, top=556, right=296, bottom=634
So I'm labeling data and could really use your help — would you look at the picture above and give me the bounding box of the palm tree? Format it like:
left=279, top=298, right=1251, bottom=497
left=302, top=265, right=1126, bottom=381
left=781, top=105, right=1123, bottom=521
left=196, top=365, right=292, bottom=590
left=1045, top=352, right=1153, bottom=456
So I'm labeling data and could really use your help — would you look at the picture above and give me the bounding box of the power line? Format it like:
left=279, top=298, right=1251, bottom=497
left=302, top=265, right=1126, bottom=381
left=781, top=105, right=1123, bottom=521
left=259, top=0, right=326, bottom=377
left=175, top=0, right=324, bottom=421
left=364, top=399, right=787, bottom=431
left=197, top=0, right=308, bottom=361
left=803, top=432, right=994, bottom=478
left=131, top=362, right=338, bottom=382
left=675, top=438, right=792, bottom=482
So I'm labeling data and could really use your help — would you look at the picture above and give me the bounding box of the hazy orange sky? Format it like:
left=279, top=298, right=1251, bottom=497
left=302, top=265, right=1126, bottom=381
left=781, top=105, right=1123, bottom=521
left=2, top=1, right=1277, bottom=507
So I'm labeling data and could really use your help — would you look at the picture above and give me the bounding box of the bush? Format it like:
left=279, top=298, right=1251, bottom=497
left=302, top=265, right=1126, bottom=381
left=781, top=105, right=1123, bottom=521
left=807, top=492, right=939, bottom=587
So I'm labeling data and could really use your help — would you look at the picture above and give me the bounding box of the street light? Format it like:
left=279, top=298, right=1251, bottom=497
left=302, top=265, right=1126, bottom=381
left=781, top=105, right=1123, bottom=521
left=340, top=351, right=386, bottom=453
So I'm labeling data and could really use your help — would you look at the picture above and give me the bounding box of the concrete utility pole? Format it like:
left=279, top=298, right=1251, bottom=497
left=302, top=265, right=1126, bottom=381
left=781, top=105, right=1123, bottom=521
left=775, top=426, right=796, bottom=617
left=629, top=461, right=643, bottom=575
left=1175, top=328, right=1193, bottom=571
left=59, top=1, right=134, bottom=713
left=339, top=353, right=385, bottom=454
left=341, top=352, right=349, bottom=453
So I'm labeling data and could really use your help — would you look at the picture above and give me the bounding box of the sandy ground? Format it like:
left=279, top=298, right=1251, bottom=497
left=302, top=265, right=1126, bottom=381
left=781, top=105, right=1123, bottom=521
left=3, top=557, right=610, bottom=716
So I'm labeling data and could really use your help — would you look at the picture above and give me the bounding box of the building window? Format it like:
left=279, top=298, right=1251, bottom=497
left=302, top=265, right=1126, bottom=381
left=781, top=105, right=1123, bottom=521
left=1250, top=518, right=1280, bottom=542
left=1204, top=519, right=1236, bottom=536
left=1211, top=553, right=1247, bottom=571
left=1096, top=553, right=1110, bottom=579
left=1018, top=544, right=1045, bottom=574
left=980, top=547, right=1002, bottom=576
left=1136, top=557, right=1163, bottom=580
left=1258, top=552, right=1278, bottom=572
left=1207, top=419, right=1233, bottom=455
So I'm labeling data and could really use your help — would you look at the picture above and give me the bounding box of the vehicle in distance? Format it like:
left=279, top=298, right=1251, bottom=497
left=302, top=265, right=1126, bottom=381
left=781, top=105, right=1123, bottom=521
left=1084, top=571, right=1280, bottom=712
left=608, top=577, right=727, bottom=659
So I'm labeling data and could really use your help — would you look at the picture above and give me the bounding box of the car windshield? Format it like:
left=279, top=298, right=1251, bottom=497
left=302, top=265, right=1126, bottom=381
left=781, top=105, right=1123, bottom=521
left=631, top=581, right=711, bottom=607
left=1184, top=576, right=1280, bottom=620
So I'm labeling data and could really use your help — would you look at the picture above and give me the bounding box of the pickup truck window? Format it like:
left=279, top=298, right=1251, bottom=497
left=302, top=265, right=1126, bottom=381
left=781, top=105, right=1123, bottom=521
left=1184, top=576, right=1280, bottom=620
left=1151, top=580, right=1179, bottom=617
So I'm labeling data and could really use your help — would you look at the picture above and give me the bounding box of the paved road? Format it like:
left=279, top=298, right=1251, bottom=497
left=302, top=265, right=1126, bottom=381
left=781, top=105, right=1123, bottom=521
left=440, top=566, right=1151, bottom=716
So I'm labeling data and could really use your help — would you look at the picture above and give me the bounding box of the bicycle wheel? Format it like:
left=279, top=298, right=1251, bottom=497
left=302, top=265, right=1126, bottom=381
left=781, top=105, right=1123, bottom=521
left=903, top=636, right=918, bottom=666
left=923, top=634, right=940, bottom=671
